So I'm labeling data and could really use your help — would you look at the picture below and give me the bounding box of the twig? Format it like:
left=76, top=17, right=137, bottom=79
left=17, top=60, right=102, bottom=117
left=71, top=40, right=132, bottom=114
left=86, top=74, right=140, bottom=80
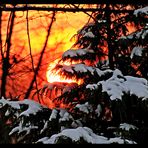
left=0, top=6, right=135, bottom=13
left=25, top=11, right=56, bottom=99
left=26, top=9, right=41, bottom=103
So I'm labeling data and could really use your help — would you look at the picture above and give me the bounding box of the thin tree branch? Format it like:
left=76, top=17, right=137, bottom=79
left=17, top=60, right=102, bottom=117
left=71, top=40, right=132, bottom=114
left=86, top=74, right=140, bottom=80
left=0, top=10, right=15, bottom=98
left=25, top=11, right=56, bottom=99
left=3, top=11, right=12, bottom=54
left=71, top=4, right=96, bottom=22
left=26, top=10, right=41, bottom=103
left=106, top=4, right=114, bottom=69
left=0, top=6, right=135, bottom=13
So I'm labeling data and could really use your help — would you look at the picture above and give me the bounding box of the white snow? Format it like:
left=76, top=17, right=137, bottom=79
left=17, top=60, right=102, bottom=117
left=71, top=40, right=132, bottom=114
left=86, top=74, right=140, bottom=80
left=75, top=102, right=93, bottom=114
left=5, top=110, right=10, bottom=116
left=77, top=49, right=94, bottom=56
left=0, top=97, right=45, bottom=117
left=130, top=46, right=145, bottom=59
left=55, top=63, right=112, bottom=79
left=71, top=120, right=83, bottom=128
left=62, top=49, right=77, bottom=58
left=83, top=31, right=95, bottom=38
left=77, top=23, right=94, bottom=36
left=142, top=29, right=148, bottom=39
left=119, top=27, right=148, bottom=41
left=37, top=127, right=136, bottom=144
left=40, top=121, right=48, bottom=134
left=109, top=137, right=136, bottom=144
left=98, top=20, right=107, bottom=23
left=0, top=97, right=20, bottom=109
left=87, top=69, right=148, bottom=100
left=60, top=64, right=95, bottom=75
left=37, top=137, right=49, bottom=144
left=134, top=6, right=148, bottom=17
left=37, top=127, right=110, bottom=144
left=119, top=123, right=138, bottom=131
left=19, top=99, right=43, bottom=117
left=95, top=104, right=102, bottom=117
left=9, top=123, right=23, bottom=136
left=100, top=70, right=148, bottom=100
left=86, top=84, right=98, bottom=90
left=62, top=65, right=74, bottom=74
left=124, top=76, right=148, bottom=99
left=59, top=109, right=73, bottom=123
left=96, top=69, right=112, bottom=77
left=49, top=109, right=58, bottom=121
left=73, top=64, right=91, bottom=73
left=73, top=64, right=111, bottom=76
left=9, top=122, right=38, bottom=136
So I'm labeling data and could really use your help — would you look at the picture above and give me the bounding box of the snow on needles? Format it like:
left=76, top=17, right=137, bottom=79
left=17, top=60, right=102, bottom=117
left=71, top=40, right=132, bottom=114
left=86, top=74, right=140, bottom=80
left=62, top=48, right=94, bottom=59
left=9, top=124, right=38, bottom=136
left=134, top=6, right=148, bottom=17
left=37, top=127, right=136, bottom=144
left=0, top=97, right=20, bottom=110
left=83, top=32, right=95, bottom=38
left=0, top=98, right=47, bottom=136
left=37, top=127, right=110, bottom=144
left=0, top=97, right=45, bottom=117
left=119, top=26, right=148, bottom=41
left=75, top=102, right=93, bottom=114
left=19, top=99, right=43, bottom=117
left=87, top=69, right=148, bottom=101
left=49, top=109, right=73, bottom=123
left=58, top=63, right=112, bottom=78
left=130, top=46, right=145, bottom=59
left=119, top=123, right=138, bottom=131
left=49, top=109, right=58, bottom=121
left=59, top=109, right=73, bottom=122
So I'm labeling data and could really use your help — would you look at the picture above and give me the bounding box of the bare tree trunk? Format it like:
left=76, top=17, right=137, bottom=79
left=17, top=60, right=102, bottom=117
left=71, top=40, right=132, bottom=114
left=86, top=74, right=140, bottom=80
left=106, top=4, right=114, bottom=70
left=25, top=11, right=56, bottom=99
left=1, top=11, right=15, bottom=98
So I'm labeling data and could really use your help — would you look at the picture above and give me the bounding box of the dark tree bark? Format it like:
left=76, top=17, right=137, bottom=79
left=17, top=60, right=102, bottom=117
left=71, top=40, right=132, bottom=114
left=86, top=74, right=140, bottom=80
left=106, top=4, right=114, bottom=70
left=25, top=11, right=56, bottom=99
left=0, top=11, right=15, bottom=98
left=26, top=10, right=40, bottom=103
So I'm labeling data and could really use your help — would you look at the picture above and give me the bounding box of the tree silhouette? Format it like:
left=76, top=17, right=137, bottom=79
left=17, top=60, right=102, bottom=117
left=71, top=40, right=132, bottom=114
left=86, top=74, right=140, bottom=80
left=40, top=4, right=148, bottom=142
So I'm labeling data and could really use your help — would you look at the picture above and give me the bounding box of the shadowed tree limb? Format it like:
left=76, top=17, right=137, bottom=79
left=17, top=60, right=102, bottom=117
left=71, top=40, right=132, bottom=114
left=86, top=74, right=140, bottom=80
left=0, top=10, right=15, bottom=98
left=26, top=9, right=41, bottom=103
left=25, top=11, right=56, bottom=99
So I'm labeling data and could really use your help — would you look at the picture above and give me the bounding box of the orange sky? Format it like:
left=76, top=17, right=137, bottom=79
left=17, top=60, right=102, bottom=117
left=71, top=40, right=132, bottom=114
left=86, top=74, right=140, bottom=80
left=0, top=5, right=139, bottom=107
left=2, top=9, right=90, bottom=57
left=0, top=7, right=90, bottom=101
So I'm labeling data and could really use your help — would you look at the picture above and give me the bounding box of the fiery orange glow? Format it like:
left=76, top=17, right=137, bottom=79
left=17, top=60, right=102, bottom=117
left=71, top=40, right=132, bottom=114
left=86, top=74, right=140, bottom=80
left=46, top=58, right=83, bottom=85
left=0, top=6, right=90, bottom=100
left=0, top=4, right=139, bottom=108
left=1, top=8, right=90, bottom=55
left=131, top=63, right=142, bottom=76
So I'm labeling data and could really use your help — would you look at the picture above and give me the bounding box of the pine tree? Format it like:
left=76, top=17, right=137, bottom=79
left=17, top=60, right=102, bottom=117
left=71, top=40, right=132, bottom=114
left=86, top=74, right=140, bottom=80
left=41, top=4, right=148, bottom=143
